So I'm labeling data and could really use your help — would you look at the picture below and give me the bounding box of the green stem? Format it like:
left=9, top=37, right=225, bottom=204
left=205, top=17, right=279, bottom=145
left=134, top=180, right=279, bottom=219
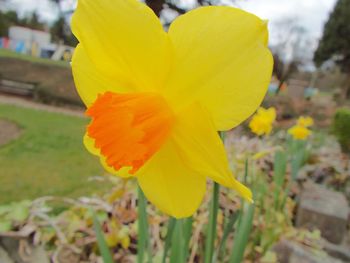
left=162, top=217, right=176, bottom=263
left=170, top=219, right=185, bottom=263
left=228, top=202, right=255, bottom=263
left=228, top=157, right=255, bottom=263
left=204, top=131, right=225, bottom=263
left=183, top=217, right=193, bottom=262
left=137, top=186, right=151, bottom=263
left=214, top=211, right=240, bottom=262
left=244, top=158, right=249, bottom=184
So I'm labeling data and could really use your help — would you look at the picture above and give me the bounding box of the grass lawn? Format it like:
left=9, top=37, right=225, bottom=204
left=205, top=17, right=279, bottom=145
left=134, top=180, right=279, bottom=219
left=0, top=48, right=69, bottom=68
left=0, top=103, right=109, bottom=204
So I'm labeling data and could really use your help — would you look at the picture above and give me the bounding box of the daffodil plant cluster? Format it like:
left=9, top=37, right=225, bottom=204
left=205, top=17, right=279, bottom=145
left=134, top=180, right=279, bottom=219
left=248, top=110, right=314, bottom=182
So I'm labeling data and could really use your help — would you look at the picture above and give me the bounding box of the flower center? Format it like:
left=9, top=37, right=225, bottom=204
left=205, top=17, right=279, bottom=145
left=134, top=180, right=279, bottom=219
left=86, top=92, right=175, bottom=174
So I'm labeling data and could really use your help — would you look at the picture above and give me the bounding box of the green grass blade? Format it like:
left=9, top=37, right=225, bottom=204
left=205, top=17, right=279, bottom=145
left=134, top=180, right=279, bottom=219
left=162, top=217, right=176, bottom=263
left=204, top=182, right=220, bottom=263
left=137, top=186, right=151, bottom=263
left=92, top=210, right=114, bottom=263
left=228, top=202, right=255, bottom=263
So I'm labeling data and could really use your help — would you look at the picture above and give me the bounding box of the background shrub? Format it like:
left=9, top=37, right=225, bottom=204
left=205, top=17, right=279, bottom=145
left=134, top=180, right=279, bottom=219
left=333, top=108, right=350, bottom=153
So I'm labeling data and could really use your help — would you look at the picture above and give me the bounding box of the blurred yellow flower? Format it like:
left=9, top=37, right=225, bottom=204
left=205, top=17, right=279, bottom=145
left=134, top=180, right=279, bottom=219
left=297, top=116, right=314, bottom=127
left=288, top=116, right=313, bottom=140
left=249, top=107, right=276, bottom=136
left=288, top=125, right=311, bottom=140
left=71, top=0, right=272, bottom=218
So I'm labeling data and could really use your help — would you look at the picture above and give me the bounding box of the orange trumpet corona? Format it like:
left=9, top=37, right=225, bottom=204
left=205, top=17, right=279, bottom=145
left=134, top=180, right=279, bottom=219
left=86, top=92, right=175, bottom=174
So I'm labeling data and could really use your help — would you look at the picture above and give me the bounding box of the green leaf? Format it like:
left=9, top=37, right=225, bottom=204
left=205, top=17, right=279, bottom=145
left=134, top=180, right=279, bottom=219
left=289, top=140, right=307, bottom=181
left=91, top=210, right=114, bottom=263
left=7, top=204, right=29, bottom=222
left=213, top=211, right=240, bottom=262
left=162, top=217, right=176, bottom=263
left=204, top=182, right=220, bottom=263
left=137, top=186, right=152, bottom=263
left=229, top=202, right=255, bottom=263
left=0, top=220, right=12, bottom=232
left=0, top=205, right=12, bottom=216
left=273, top=151, right=287, bottom=210
left=229, top=160, right=255, bottom=263
left=165, top=217, right=192, bottom=263
left=183, top=217, right=193, bottom=262
left=274, top=151, right=287, bottom=187
left=244, top=158, right=249, bottom=184
left=170, top=219, right=185, bottom=263
left=96, top=211, right=108, bottom=222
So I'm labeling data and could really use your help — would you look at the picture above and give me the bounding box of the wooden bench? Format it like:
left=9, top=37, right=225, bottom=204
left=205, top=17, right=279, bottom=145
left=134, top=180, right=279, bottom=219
left=0, top=79, right=36, bottom=97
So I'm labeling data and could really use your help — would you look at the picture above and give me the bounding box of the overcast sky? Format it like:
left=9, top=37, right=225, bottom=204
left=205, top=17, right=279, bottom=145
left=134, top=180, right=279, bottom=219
left=237, top=0, right=337, bottom=40
left=2, top=0, right=337, bottom=42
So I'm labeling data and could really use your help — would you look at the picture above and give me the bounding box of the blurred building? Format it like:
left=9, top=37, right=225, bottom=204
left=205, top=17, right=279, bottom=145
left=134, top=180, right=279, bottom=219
left=0, top=26, right=74, bottom=61
left=8, top=26, right=51, bottom=56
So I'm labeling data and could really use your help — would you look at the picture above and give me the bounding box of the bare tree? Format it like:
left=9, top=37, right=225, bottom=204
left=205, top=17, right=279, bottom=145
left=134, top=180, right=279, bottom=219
left=270, top=18, right=313, bottom=94
left=48, top=0, right=77, bottom=46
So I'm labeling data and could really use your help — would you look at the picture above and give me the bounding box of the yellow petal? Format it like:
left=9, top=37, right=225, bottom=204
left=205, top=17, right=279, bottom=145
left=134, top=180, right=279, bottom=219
left=137, top=140, right=207, bottom=218
left=165, top=6, right=273, bottom=131
left=72, top=0, right=172, bottom=98
left=258, top=107, right=276, bottom=122
left=297, top=116, right=314, bottom=127
left=170, top=103, right=252, bottom=202
left=83, top=133, right=100, bottom=156
left=72, top=45, right=133, bottom=106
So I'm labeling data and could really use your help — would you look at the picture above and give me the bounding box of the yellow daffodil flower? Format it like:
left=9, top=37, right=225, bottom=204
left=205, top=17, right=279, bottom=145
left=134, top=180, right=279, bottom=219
left=288, top=125, right=312, bottom=140
left=249, top=107, right=276, bottom=136
left=71, top=0, right=273, bottom=218
left=297, top=116, right=314, bottom=127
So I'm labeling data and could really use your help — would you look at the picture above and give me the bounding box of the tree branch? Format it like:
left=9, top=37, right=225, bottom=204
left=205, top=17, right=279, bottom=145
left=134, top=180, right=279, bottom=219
left=165, top=0, right=188, bottom=14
